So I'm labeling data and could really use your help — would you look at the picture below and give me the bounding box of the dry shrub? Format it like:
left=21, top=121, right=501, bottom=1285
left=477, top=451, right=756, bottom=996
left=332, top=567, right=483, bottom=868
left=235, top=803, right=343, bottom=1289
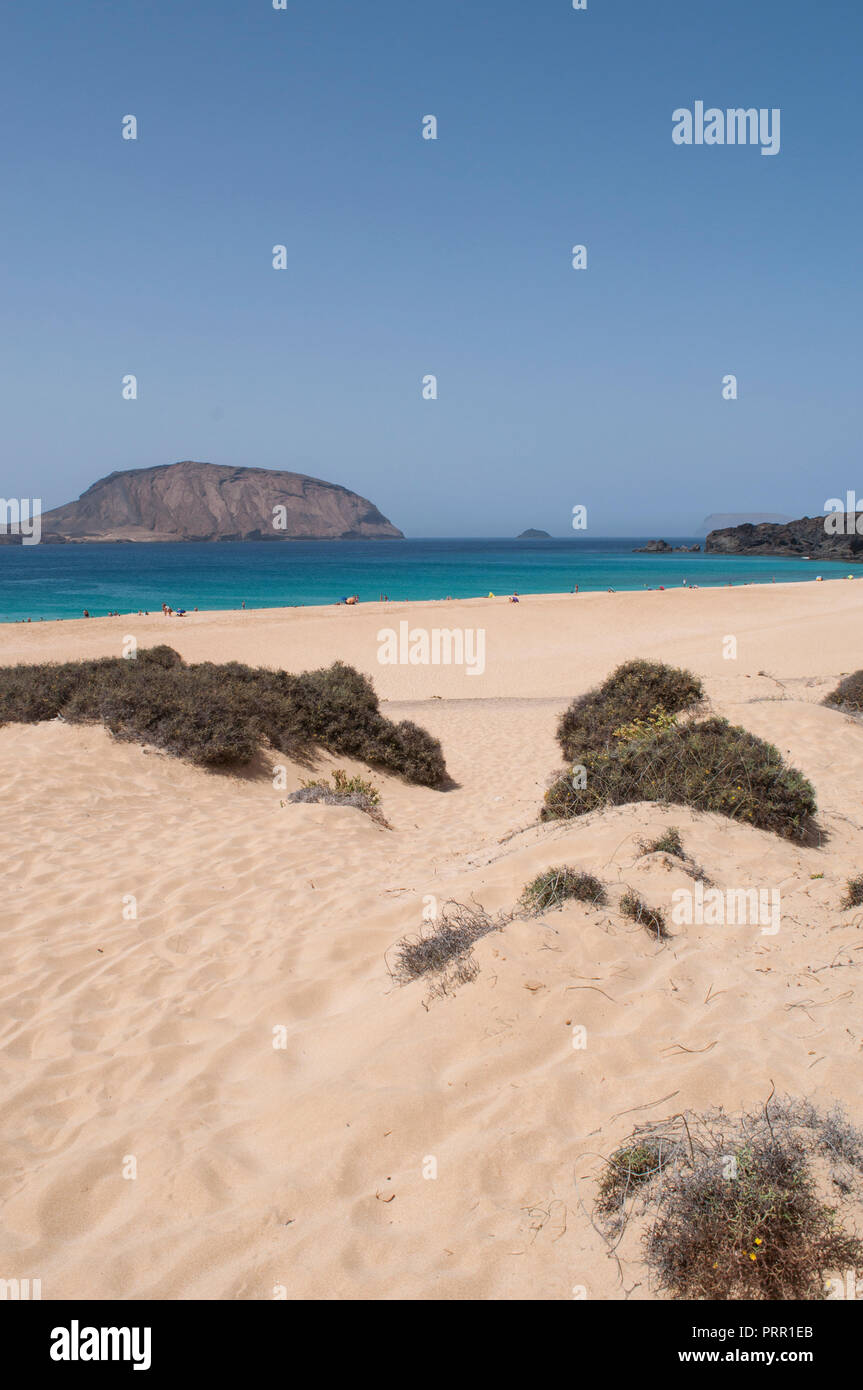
left=841, top=874, right=863, bottom=909
left=390, top=901, right=509, bottom=996
left=619, top=889, right=668, bottom=940
left=0, top=650, right=446, bottom=785
left=595, top=1097, right=863, bottom=1300
left=824, top=671, right=863, bottom=714
left=288, top=771, right=388, bottom=826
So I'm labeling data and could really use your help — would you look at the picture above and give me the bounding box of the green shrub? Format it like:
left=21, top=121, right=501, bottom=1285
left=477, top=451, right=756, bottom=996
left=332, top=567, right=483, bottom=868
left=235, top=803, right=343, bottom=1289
left=557, top=660, right=703, bottom=761
left=824, top=671, right=863, bottom=714
left=0, top=650, right=447, bottom=785
left=520, top=867, right=607, bottom=913
left=330, top=769, right=380, bottom=804
left=544, top=716, right=816, bottom=841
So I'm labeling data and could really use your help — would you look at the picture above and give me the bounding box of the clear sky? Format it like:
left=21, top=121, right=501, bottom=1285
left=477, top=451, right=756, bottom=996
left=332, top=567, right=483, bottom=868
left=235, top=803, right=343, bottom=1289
left=2, top=0, right=860, bottom=536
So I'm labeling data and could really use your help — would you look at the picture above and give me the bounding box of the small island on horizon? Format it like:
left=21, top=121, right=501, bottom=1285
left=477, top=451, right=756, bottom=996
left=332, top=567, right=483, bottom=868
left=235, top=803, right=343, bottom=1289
left=516, top=528, right=551, bottom=539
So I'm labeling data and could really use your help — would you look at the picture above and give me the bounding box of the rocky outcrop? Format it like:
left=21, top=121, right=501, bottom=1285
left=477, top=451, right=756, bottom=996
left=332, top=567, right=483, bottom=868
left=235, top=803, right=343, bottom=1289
left=701, top=512, right=793, bottom=533
left=517, top=529, right=551, bottom=539
left=705, top=515, right=863, bottom=562
left=632, top=539, right=701, bottom=554
left=37, top=461, right=404, bottom=542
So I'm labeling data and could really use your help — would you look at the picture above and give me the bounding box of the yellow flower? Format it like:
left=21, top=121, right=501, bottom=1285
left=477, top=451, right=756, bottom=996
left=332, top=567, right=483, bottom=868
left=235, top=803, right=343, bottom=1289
left=754, top=1238, right=762, bottom=1245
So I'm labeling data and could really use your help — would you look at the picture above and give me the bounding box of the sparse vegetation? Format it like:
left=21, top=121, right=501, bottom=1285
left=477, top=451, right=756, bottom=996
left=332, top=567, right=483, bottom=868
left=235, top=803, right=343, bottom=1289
left=0, top=651, right=447, bottom=785
left=841, top=874, right=863, bottom=908
left=639, top=826, right=684, bottom=858
left=594, top=1097, right=863, bottom=1301
left=619, top=889, right=668, bottom=939
left=289, top=770, right=386, bottom=824
left=638, top=825, right=711, bottom=883
left=301, top=769, right=381, bottom=805
left=390, top=900, right=509, bottom=995
left=597, top=1137, right=677, bottom=1213
left=520, top=866, right=606, bottom=914
left=824, top=671, right=863, bottom=715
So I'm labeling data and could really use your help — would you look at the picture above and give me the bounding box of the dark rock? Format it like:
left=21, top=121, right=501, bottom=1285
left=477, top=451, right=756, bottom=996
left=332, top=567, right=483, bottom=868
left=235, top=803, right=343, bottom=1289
left=705, top=515, right=863, bottom=562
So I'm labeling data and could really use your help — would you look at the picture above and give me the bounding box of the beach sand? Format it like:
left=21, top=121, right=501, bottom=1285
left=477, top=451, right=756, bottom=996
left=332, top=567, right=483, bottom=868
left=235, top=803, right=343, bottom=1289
left=1, top=579, right=862, bottom=1299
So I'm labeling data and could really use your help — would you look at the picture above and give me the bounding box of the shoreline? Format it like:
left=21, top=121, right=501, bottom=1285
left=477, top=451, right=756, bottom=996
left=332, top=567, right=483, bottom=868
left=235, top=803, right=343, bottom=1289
left=2, top=577, right=862, bottom=702
left=0, top=543, right=855, bottom=627
left=1, top=571, right=859, bottom=627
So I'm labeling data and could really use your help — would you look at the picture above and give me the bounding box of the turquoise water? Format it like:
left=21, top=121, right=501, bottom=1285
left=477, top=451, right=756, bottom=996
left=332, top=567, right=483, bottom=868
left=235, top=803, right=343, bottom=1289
left=0, top=538, right=851, bottom=622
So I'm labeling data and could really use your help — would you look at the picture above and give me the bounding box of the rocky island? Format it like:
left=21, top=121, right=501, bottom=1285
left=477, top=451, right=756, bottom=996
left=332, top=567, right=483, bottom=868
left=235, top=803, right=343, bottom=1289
left=705, top=514, right=863, bottom=562
left=516, top=528, right=551, bottom=539
left=30, top=460, right=404, bottom=543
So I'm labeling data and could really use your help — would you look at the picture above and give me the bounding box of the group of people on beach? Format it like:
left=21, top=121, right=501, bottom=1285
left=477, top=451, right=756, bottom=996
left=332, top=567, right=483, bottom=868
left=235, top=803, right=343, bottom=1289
left=10, top=571, right=858, bottom=628
left=74, top=603, right=199, bottom=619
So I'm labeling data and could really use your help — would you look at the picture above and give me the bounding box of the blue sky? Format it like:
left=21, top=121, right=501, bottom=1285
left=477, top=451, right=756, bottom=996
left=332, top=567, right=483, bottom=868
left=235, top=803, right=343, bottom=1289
left=2, top=0, right=861, bottom=536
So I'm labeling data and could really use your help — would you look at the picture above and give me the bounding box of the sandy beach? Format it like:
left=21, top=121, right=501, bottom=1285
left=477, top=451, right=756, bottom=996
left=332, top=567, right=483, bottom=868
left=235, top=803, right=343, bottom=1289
left=2, top=579, right=862, bottom=1299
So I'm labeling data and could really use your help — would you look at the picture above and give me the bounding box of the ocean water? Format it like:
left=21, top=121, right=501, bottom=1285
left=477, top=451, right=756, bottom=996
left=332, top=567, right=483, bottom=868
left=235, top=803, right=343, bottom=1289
left=0, top=537, right=851, bottom=622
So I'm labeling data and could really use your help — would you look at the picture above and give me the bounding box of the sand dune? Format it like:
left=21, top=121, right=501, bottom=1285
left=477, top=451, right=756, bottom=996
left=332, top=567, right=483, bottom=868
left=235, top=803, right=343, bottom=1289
left=1, top=582, right=862, bottom=1299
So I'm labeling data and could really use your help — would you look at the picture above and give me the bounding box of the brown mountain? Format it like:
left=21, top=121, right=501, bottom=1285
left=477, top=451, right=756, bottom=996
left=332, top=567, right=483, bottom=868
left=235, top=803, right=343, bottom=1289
left=38, top=461, right=404, bottom=542
left=705, top=514, right=863, bottom=562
